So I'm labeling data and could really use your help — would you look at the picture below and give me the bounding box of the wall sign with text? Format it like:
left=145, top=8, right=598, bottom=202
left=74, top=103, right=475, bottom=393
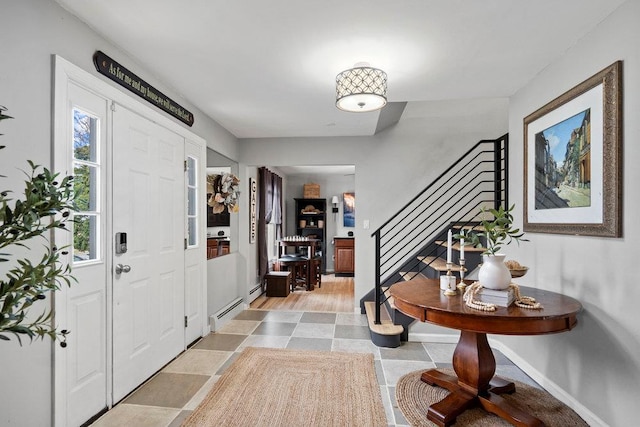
left=249, top=178, right=257, bottom=244
left=93, top=50, right=194, bottom=127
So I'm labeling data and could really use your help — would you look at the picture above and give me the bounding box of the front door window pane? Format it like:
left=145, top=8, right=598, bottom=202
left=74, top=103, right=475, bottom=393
left=188, top=217, right=197, bottom=245
left=186, top=156, right=198, bottom=247
left=73, top=214, right=97, bottom=261
left=187, top=187, right=196, bottom=216
left=73, top=164, right=98, bottom=212
left=74, top=110, right=98, bottom=162
left=72, top=108, right=100, bottom=263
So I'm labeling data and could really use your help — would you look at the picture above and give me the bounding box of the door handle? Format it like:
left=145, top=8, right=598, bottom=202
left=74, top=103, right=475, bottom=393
left=115, top=264, right=132, bottom=274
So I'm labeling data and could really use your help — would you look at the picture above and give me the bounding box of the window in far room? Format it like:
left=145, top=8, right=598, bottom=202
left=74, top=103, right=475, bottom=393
left=267, top=221, right=277, bottom=262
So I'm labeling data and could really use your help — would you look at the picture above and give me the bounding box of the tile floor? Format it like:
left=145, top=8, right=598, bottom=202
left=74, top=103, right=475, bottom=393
left=92, top=309, right=541, bottom=427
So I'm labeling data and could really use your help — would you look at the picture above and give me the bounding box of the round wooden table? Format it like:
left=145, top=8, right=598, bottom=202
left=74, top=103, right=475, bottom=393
left=389, top=278, right=582, bottom=427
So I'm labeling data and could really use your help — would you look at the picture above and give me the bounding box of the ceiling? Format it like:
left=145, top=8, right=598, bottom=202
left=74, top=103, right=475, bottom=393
left=55, top=0, right=625, bottom=139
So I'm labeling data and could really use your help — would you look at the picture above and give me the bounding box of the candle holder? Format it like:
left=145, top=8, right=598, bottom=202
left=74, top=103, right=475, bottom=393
left=441, top=262, right=457, bottom=296
left=457, top=259, right=468, bottom=292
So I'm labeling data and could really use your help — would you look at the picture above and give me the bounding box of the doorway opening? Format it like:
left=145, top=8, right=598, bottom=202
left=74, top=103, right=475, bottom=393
left=251, top=164, right=356, bottom=313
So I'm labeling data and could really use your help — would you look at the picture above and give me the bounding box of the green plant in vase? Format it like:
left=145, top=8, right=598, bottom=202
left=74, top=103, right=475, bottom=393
left=456, top=204, right=528, bottom=255
left=455, top=204, right=528, bottom=289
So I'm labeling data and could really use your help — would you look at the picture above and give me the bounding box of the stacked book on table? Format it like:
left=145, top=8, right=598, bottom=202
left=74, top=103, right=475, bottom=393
left=476, top=287, right=515, bottom=307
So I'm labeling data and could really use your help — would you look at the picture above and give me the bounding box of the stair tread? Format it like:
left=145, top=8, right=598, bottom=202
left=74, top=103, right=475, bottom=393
left=382, top=287, right=397, bottom=310
left=399, top=271, right=428, bottom=281
left=434, top=240, right=485, bottom=252
left=364, top=301, right=404, bottom=336
left=457, top=224, right=486, bottom=231
left=418, top=255, right=464, bottom=272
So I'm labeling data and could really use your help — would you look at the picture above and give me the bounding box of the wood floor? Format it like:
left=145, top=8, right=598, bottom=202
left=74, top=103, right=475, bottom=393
left=250, top=274, right=355, bottom=312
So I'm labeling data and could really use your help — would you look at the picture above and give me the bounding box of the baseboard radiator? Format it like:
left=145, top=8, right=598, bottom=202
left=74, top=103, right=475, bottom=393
left=248, top=282, right=263, bottom=303
left=210, top=297, right=244, bottom=332
left=249, top=283, right=262, bottom=295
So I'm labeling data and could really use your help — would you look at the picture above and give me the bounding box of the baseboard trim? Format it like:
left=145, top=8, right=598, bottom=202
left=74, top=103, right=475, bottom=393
left=210, top=297, right=243, bottom=332
left=488, top=339, right=608, bottom=427
left=249, top=283, right=262, bottom=295
left=247, top=283, right=262, bottom=304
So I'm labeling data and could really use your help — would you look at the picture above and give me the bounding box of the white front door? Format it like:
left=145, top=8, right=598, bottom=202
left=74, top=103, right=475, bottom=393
left=55, top=57, right=207, bottom=426
left=58, top=82, right=110, bottom=427
left=184, top=140, right=207, bottom=345
left=111, top=105, right=186, bottom=402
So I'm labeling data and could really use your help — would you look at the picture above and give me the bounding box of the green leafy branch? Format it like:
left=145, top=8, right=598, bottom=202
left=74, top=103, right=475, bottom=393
left=455, top=205, right=528, bottom=256
left=0, top=245, right=73, bottom=345
left=1, top=105, right=76, bottom=345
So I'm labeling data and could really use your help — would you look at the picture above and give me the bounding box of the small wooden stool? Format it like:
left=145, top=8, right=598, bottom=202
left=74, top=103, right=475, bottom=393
left=309, top=256, right=322, bottom=289
left=265, top=271, right=291, bottom=297
left=276, top=256, right=309, bottom=291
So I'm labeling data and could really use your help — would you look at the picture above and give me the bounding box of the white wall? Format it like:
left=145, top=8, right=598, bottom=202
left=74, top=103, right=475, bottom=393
left=0, top=1, right=239, bottom=425
left=239, top=166, right=260, bottom=303
left=500, top=2, right=639, bottom=425
left=207, top=253, right=241, bottom=316
left=239, top=97, right=509, bottom=306
left=205, top=149, right=247, bottom=316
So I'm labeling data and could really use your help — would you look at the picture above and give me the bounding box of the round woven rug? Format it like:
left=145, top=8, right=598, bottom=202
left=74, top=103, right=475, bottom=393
left=396, top=369, right=588, bottom=427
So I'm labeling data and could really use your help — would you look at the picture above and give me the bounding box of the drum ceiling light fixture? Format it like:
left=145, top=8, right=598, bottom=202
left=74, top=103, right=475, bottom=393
left=335, top=62, right=387, bottom=112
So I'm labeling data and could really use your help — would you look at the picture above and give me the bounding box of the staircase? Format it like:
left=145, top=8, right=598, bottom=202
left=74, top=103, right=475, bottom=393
left=361, top=134, right=509, bottom=347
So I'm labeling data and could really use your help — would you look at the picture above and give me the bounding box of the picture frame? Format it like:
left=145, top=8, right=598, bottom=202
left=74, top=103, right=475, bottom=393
left=206, top=167, right=234, bottom=228
left=343, top=192, right=355, bottom=227
left=207, top=201, right=230, bottom=227
left=523, top=61, right=622, bottom=237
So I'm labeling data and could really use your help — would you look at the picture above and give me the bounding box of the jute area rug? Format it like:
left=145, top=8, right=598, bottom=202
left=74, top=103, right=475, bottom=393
left=396, top=369, right=589, bottom=427
left=182, top=347, right=387, bottom=427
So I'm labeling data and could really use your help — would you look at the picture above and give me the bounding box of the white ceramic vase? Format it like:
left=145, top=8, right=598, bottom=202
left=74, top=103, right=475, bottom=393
left=478, top=254, right=512, bottom=290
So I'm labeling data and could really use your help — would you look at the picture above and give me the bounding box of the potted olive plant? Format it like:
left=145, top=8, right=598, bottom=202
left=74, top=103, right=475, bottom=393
left=456, top=204, right=528, bottom=289
left=0, top=106, right=75, bottom=345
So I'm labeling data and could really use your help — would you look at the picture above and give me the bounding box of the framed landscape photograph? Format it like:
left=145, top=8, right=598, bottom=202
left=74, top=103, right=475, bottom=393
left=523, top=61, right=622, bottom=237
left=343, top=192, right=355, bottom=227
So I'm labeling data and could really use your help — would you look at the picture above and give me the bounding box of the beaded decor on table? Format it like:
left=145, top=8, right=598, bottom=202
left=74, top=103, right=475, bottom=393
left=463, top=282, right=543, bottom=312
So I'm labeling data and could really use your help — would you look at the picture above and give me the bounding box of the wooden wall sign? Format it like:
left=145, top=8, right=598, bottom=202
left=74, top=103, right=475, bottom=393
left=249, top=177, right=257, bottom=244
left=93, top=50, right=194, bottom=127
